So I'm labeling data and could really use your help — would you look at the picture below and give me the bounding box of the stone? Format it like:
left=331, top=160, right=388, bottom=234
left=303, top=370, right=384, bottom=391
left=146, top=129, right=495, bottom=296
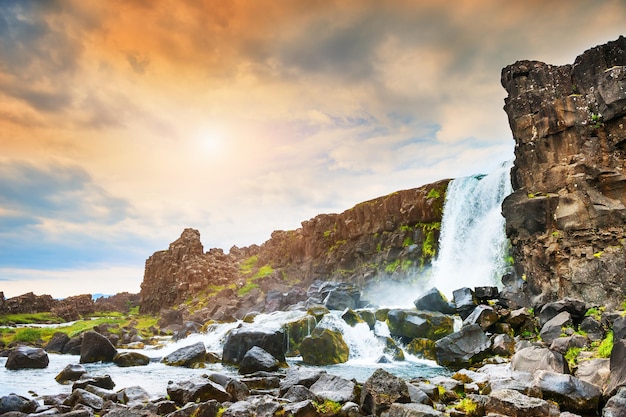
left=452, top=287, right=477, bottom=320
left=360, top=368, right=411, bottom=416
left=538, top=299, right=587, bottom=327
left=485, top=389, right=556, bottom=417
left=341, top=309, right=364, bottom=326
left=225, top=379, right=250, bottom=401
left=387, top=309, right=454, bottom=341
left=167, top=377, right=231, bottom=406
left=282, top=400, right=318, bottom=417
left=463, top=305, right=499, bottom=331
left=539, top=311, right=572, bottom=344
left=606, top=339, right=626, bottom=396
left=531, top=370, right=601, bottom=415
left=279, top=367, right=325, bottom=395
left=55, top=363, right=87, bottom=383
left=64, top=388, right=104, bottom=411
left=474, top=286, right=499, bottom=301
left=613, top=316, right=626, bottom=341
left=238, top=346, right=280, bottom=374
left=579, top=316, right=604, bottom=341
left=222, top=326, right=286, bottom=365
left=121, top=386, right=150, bottom=406
left=323, top=288, right=359, bottom=310
left=113, top=351, right=151, bottom=367
left=309, top=373, right=356, bottom=403
left=511, top=346, right=568, bottom=374
left=72, top=374, right=116, bottom=390
left=162, top=341, right=206, bottom=367
left=387, top=403, right=445, bottom=417
left=413, top=287, right=455, bottom=314
left=300, top=327, right=349, bottom=365
left=80, top=331, right=118, bottom=363
left=45, top=332, right=70, bottom=353
left=0, top=394, right=38, bottom=414
left=491, top=333, right=516, bottom=357
left=498, top=273, right=530, bottom=310
left=5, top=346, right=49, bottom=369
left=434, top=324, right=491, bottom=369
left=575, top=358, right=610, bottom=390
left=549, top=334, right=589, bottom=354
left=604, top=386, right=626, bottom=417
left=283, top=385, right=319, bottom=403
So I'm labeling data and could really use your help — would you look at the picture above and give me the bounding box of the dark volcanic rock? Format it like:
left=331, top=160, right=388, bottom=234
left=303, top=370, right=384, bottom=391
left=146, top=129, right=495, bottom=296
left=511, top=346, right=568, bottom=374
left=531, top=370, right=601, bottom=415
left=387, top=309, right=454, bottom=341
left=45, top=332, right=70, bottom=353
left=238, top=346, right=280, bottom=374
left=162, top=341, right=206, bottom=367
left=80, top=331, right=118, bottom=363
left=434, top=324, right=491, bottom=369
left=113, top=351, right=151, bottom=367
left=5, top=346, right=49, bottom=369
left=413, top=287, right=455, bottom=314
left=55, top=363, right=87, bottom=383
left=360, top=368, right=411, bottom=416
left=0, top=394, right=38, bottom=414
left=300, top=327, right=349, bottom=365
left=501, top=36, right=626, bottom=308
left=453, top=287, right=478, bottom=320
left=167, top=378, right=231, bottom=406
left=222, top=326, right=286, bottom=365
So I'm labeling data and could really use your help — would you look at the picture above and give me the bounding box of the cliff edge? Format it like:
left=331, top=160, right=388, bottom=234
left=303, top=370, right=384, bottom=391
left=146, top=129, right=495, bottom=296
left=501, top=36, right=626, bottom=307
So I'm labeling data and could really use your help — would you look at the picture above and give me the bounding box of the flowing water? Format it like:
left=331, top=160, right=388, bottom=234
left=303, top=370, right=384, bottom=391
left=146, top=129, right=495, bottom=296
left=0, top=162, right=514, bottom=399
left=429, top=160, right=513, bottom=298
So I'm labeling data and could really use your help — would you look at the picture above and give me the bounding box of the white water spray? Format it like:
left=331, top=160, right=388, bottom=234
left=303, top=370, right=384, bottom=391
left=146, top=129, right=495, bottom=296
left=430, top=161, right=513, bottom=298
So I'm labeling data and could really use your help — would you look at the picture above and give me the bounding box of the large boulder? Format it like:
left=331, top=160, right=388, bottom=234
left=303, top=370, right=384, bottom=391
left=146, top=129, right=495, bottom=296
left=300, top=327, right=349, bottom=365
left=575, top=358, right=610, bottom=391
left=279, top=367, right=326, bottom=395
left=463, top=305, right=499, bottom=331
left=162, top=341, right=207, bottom=367
left=606, top=338, right=626, bottom=396
left=531, top=370, right=601, bottom=415
left=360, top=368, right=411, bottom=416
left=485, top=389, right=557, bottom=417
left=5, top=346, right=49, bottom=369
left=80, top=331, right=118, bottom=363
left=55, top=363, right=87, bottom=383
left=452, top=287, right=478, bottom=320
left=309, top=373, right=356, bottom=403
left=167, top=377, right=231, bottom=406
left=222, top=326, right=286, bottom=365
left=387, top=309, right=454, bottom=341
left=113, top=351, right=151, bottom=367
left=238, top=346, right=280, bottom=374
left=45, top=331, right=70, bottom=353
left=413, top=287, right=455, bottom=314
left=511, top=346, right=568, bottom=374
left=434, top=324, right=491, bottom=369
left=0, top=394, right=38, bottom=414
left=538, top=299, right=586, bottom=327
left=604, top=386, right=626, bottom=417
left=539, top=311, right=573, bottom=344
left=64, top=388, right=104, bottom=411
left=388, top=403, right=445, bottom=417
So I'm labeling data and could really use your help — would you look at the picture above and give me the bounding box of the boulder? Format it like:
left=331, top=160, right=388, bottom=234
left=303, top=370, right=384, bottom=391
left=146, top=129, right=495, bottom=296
left=63, top=388, right=104, bottom=411
left=55, top=363, right=87, bottom=383
left=579, top=316, right=604, bottom=341
left=511, top=346, right=568, bottom=374
left=309, top=373, right=356, bottom=403
left=387, top=309, right=454, bottom=341
left=167, top=400, right=221, bottom=417
left=283, top=385, right=319, bottom=403
left=463, top=305, right=499, bottom=331
left=539, top=311, right=572, bottom=344
left=63, top=336, right=82, bottom=355
left=405, top=338, right=436, bottom=360
left=388, top=403, right=445, bottom=417
left=238, top=346, right=280, bottom=374
left=167, top=377, right=231, bottom=406
left=73, top=374, right=116, bottom=390
left=162, top=341, right=206, bottom=367
left=491, top=333, right=516, bottom=357
left=121, top=386, right=150, bottom=406
left=282, top=400, right=318, bottom=417
left=531, top=370, right=601, bottom=414
left=538, top=299, right=587, bottom=328
left=279, top=367, right=326, bottom=395
left=300, top=327, right=349, bottom=365
left=604, top=386, right=626, bottom=417
left=360, top=368, right=411, bottom=416
left=434, top=324, right=491, bottom=369
left=498, top=273, right=530, bottom=309
left=474, top=286, right=499, bottom=302
left=413, top=287, right=455, bottom=314
left=575, top=358, right=610, bottom=390
left=226, top=378, right=250, bottom=402
left=5, top=346, right=49, bottom=369
left=0, top=394, right=38, bottom=414
left=452, top=287, right=477, bottom=320
left=614, top=316, right=626, bottom=341
left=113, top=351, right=151, bottom=367
left=549, top=334, right=589, bottom=354
left=222, top=326, right=286, bottom=365
left=341, top=309, right=364, bottom=326
left=45, top=332, right=70, bottom=353
left=485, top=389, right=557, bottom=417
left=606, top=338, right=626, bottom=396
left=80, top=331, right=118, bottom=363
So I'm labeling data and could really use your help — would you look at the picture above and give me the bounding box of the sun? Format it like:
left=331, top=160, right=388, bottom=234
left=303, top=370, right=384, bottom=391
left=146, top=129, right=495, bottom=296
left=194, top=128, right=224, bottom=154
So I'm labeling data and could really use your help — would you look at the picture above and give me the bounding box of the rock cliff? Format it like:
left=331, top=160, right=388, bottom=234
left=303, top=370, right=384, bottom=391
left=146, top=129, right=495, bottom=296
left=139, top=179, right=449, bottom=314
left=501, top=36, right=626, bottom=307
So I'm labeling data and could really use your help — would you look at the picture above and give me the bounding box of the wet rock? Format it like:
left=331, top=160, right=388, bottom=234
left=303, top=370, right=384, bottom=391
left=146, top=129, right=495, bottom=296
left=434, top=324, right=491, bottom=369
left=511, top=346, right=568, bottom=374
left=531, top=370, right=601, bottom=415
left=45, top=332, right=70, bottom=353
left=80, top=331, right=118, bottom=364
left=166, top=377, right=231, bottom=406
left=360, top=368, right=411, bottom=416
left=64, top=388, right=104, bottom=411
left=300, top=327, right=349, bottom=365
left=113, top=351, right=151, bottom=367
left=323, top=286, right=360, bottom=311
left=388, top=403, right=445, bottom=417
left=0, top=394, right=38, bottom=414
left=63, top=336, right=83, bottom=355
left=310, top=373, right=356, bottom=403
left=5, top=346, right=49, bottom=369
left=55, top=363, right=87, bottom=384
left=121, top=386, right=150, bottom=406
left=222, top=326, right=286, bottom=365
left=162, top=341, right=206, bottom=367
left=452, top=287, right=477, bottom=320
left=413, top=287, right=455, bottom=314
left=341, top=309, right=364, bottom=326
left=72, top=374, right=116, bottom=390
left=539, top=311, right=573, bottom=344
left=485, top=389, right=557, bottom=417
left=387, top=309, right=454, bottom=341
left=474, top=286, right=499, bottom=302
left=463, top=305, right=498, bottom=331
left=239, top=346, right=280, bottom=374
left=405, top=338, right=436, bottom=360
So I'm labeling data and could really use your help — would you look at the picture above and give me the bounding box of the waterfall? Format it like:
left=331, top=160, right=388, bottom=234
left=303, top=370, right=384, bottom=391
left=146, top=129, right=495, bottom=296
left=429, top=160, right=513, bottom=298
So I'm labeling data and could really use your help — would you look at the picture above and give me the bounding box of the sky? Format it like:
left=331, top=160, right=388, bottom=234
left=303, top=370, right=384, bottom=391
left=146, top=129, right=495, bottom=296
left=0, top=0, right=624, bottom=298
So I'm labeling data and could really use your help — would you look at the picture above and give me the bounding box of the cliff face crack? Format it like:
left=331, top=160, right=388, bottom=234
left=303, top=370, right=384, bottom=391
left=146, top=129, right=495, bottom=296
left=501, top=36, right=626, bottom=307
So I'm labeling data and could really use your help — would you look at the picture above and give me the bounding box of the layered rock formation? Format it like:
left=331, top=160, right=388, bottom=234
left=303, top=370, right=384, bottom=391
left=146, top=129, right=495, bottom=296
left=139, top=180, right=449, bottom=314
left=502, top=36, right=626, bottom=307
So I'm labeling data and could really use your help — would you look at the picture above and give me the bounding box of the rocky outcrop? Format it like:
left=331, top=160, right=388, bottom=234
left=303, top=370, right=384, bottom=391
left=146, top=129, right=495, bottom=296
left=139, top=180, right=448, bottom=314
left=502, top=36, right=626, bottom=307
left=1, top=292, right=55, bottom=314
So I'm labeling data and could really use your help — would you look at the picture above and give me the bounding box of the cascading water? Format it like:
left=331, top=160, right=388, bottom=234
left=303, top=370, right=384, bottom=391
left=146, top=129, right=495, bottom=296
left=429, top=160, right=513, bottom=298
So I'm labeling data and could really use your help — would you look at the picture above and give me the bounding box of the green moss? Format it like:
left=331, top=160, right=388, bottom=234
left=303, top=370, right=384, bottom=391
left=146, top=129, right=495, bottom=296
left=254, top=264, right=273, bottom=279
left=14, top=328, right=43, bottom=343
left=427, top=188, right=441, bottom=199
left=0, top=312, right=64, bottom=325
left=313, top=400, right=342, bottom=416
left=597, top=331, right=613, bottom=358
left=565, top=347, right=581, bottom=369
left=240, top=255, right=259, bottom=275
left=328, top=239, right=347, bottom=253
left=455, top=397, right=479, bottom=416
left=402, top=236, right=414, bottom=247
left=385, top=259, right=401, bottom=273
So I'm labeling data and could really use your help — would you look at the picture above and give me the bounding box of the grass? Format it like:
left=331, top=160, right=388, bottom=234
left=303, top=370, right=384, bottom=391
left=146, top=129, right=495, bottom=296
left=565, top=347, right=582, bottom=369
left=454, top=397, right=479, bottom=416
left=597, top=331, right=613, bottom=358
left=313, top=400, right=342, bottom=416
left=427, top=188, right=441, bottom=199
left=0, top=312, right=64, bottom=326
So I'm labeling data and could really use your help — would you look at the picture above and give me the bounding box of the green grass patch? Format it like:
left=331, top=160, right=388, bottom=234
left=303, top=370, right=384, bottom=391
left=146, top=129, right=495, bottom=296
left=239, top=255, right=259, bottom=275
left=565, top=347, right=581, bottom=369
left=597, top=331, right=613, bottom=358
left=0, top=312, right=64, bottom=326
left=427, top=188, right=441, bottom=199
left=313, top=400, right=342, bottom=416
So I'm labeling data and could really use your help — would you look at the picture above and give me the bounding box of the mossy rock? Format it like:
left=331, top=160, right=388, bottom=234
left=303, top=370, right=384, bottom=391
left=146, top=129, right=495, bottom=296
left=342, top=309, right=365, bottom=327
left=405, top=338, right=436, bottom=360
left=387, top=309, right=454, bottom=341
left=307, top=306, right=330, bottom=322
left=358, top=309, right=377, bottom=330
left=375, top=308, right=390, bottom=322
left=283, top=315, right=318, bottom=356
left=300, top=327, right=349, bottom=365
left=383, top=337, right=405, bottom=361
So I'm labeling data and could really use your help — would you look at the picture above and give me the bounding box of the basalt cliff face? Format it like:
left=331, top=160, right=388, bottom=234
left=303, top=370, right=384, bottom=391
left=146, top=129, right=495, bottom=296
left=502, top=36, right=626, bottom=307
left=139, top=180, right=448, bottom=314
